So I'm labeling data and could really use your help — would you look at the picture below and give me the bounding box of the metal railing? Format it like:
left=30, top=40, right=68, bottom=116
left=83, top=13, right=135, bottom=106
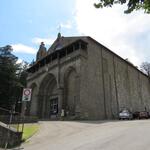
left=0, top=106, right=24, bottom=149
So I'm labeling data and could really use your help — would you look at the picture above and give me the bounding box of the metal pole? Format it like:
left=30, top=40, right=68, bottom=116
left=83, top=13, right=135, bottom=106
left=21, top=116, right=25, bottom=141
left=21, top=104, right=26, bottom=141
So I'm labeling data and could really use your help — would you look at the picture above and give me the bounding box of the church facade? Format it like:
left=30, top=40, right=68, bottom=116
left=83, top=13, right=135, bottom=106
left=26, top=34, right=150, bottom=120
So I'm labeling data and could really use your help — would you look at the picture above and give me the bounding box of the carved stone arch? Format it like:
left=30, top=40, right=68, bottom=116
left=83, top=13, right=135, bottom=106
left=39, top=73, right=57, bottom=94
left=64, top=66, right=79, bottom=116
left=29, top=83, right=38, bottom=116
left=38, top=73, right=58, bottom=118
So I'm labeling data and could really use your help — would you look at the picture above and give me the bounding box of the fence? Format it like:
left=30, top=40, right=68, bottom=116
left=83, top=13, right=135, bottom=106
left=0, top=107, right=38, bottom=124
left=0, top=107, right=23, bottom=149
left=0, top=106, right=38, bottom=149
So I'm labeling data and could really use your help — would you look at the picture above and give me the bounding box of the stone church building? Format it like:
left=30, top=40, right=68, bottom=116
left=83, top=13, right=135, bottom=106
left=27, top=33, right=150, bottom=120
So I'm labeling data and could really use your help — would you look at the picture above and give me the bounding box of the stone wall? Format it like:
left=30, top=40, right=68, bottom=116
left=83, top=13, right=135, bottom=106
left=80, top=38, right=150, bottom=119
left=26, top=36, right=150, bottom=120
left=27, top=49, right=82, bottom=118
left=0, top=122, right=22, bottom=148
left=80, top=39, right=106, bottom=119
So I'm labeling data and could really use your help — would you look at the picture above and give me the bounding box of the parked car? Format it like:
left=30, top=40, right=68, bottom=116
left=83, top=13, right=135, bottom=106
left=133, top=111, right=140, bottom=119
left=138, top=111, right=149, bottom=119
left=119, top=108, right=133, bottom=120
left=148, top=112, right=150, bottom=118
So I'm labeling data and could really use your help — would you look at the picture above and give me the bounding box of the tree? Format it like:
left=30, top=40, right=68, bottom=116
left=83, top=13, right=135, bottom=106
left=140, top=62, right=150, bottom=76
left=15, top=61, right=29, bottom=112
left=94, top=0, right=150, bottom=13
left=18, top=61, right=28, bottom=87
left=0, top=45, right=28, bottom=111
left=0, top=45, right=18, bottom=109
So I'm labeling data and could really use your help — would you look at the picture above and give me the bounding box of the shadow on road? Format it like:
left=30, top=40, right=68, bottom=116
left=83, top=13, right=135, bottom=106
left=38, top=119, right=121, bottom=125
left=75, top=120, right=120, bottom=124
left=10, top=147, right=24, bottom=150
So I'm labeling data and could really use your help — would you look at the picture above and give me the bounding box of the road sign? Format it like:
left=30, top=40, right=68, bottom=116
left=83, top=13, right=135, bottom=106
left=22, top=88, right=32, bottom=101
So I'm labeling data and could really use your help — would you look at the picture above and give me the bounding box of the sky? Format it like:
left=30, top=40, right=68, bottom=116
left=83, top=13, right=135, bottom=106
left=0, top=0, right=150, bottom=67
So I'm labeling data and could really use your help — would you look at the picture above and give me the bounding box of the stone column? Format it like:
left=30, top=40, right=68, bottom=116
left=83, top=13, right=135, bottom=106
left=75, top=75, right=81, bottom=118
left=37, top=95, right=43, bottom=118
left=42, top=95, right=47, bottom=118
left=45, top=95, right=50, bottom=118
left=30, top=95, right=38, bottom=116
left=57, top=88, right=63, bottom=118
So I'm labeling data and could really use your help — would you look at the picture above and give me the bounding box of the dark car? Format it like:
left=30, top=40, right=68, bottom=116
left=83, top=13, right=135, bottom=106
left=139, top=111, right=149, bottom=119
left=133, top=111, right=140, bottom=119
left=148, top=112, right=150, bottom=118
left=119, top=108, right=133, bottom=120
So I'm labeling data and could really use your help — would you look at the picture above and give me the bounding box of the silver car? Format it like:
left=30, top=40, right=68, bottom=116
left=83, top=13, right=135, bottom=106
left=119, top=109, right=133, bottom=120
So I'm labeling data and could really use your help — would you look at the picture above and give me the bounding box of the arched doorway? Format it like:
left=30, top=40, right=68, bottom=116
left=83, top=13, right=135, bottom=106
left=38, top=74, right=58, bottom=119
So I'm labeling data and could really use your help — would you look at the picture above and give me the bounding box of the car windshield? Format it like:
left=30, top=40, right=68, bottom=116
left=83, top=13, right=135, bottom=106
left=140, top=111, right=146, bottom=114
left=122, top=110, right=129, bottom=113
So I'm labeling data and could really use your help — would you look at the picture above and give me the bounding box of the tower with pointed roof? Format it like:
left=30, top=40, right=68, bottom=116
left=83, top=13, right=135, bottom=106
left=36, top=42, right=47, bottom=61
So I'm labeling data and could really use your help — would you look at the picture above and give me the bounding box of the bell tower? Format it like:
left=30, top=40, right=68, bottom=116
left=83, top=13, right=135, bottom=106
left=36, top=42, right=47, bottom=61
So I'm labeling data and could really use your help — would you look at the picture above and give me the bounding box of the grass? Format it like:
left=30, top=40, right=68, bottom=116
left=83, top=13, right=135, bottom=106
left=11, top=123, right=40, bottom=141
left=22, top=124, right=39, bottom=141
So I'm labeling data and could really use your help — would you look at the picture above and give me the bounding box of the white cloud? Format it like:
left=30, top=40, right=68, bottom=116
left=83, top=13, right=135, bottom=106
left=75, top=0, right=150, bottom=66
left=17, top=58, right=23, bottom=64
left=12, top=44, right=36, bottom=54
left=32, top=37, right=54, bottom=45
left=60, top=21, right=72, bottom=29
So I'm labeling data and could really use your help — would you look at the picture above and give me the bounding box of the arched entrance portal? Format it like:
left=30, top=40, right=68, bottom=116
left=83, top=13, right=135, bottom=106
left=38, top=74, right=58, bottom=119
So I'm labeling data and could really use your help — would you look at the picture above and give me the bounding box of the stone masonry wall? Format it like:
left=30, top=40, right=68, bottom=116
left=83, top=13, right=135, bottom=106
left=0, top=122, right=22, bottom=148
left=80, top=39, right=106, bottom=119
left=80, top=38, right=150, bottom=119
left=27, top=37, right=150, bottom=120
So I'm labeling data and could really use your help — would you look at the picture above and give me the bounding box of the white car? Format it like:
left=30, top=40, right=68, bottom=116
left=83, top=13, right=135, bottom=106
left=119, top=109, right=133, bottom=120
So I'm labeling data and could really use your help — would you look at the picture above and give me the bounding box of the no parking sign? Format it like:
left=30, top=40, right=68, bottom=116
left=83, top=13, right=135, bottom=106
left=22, top=88, right=32, bottom=101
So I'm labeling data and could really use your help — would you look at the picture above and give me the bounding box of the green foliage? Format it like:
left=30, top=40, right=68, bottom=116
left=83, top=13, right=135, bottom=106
left=18, top=61, right=28, bottom=87
left=94, top=0, right=150, bottom=13
left=0, top=45, right=28, bottom=111
left=0, top=45, right=18, bottom=109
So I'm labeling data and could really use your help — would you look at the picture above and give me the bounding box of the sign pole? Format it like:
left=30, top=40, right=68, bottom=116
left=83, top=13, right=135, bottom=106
left=22, top=88, right=32, bottom=102
left=21, top=88, right=32, bottom=141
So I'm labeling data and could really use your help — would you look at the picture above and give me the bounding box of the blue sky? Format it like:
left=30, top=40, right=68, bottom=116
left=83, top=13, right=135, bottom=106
left=0, top=0, right=150, bottom=66
left=0, top=0, right=77, bottom=62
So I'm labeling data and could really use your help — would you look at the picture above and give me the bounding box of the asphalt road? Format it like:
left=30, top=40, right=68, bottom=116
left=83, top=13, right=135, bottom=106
left=15, top=120, right=150, bottom=150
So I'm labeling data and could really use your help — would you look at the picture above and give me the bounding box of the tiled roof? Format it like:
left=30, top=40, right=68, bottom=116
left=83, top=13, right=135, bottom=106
left=48, top=36, right=88, bottom=54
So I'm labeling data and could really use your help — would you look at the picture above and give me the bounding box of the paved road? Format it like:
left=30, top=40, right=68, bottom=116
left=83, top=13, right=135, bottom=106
left=17, top=120, right=150, bottom=150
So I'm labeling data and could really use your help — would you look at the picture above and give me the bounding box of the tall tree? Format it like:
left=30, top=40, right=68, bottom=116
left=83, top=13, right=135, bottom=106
left=94, top=0, right=150, bottom=13
left=0, top=45, right=28, bottom=110
left=140, top=62, right=150, bottom=76
left=15, top=61, right=29, bottom=112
